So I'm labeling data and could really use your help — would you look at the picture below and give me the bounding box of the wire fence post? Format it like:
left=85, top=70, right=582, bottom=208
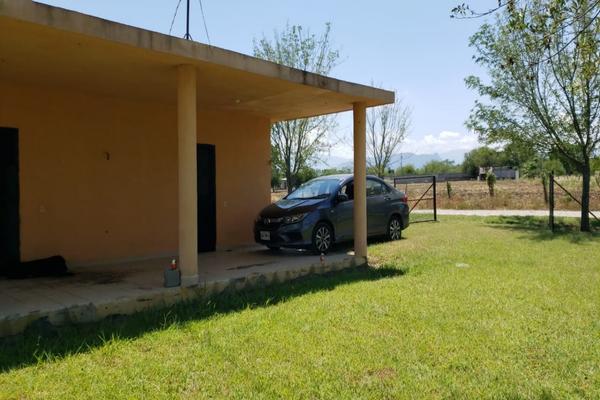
left=549, top=171, right=555, bottom=232
left=433, top=175, right=438, bottom=222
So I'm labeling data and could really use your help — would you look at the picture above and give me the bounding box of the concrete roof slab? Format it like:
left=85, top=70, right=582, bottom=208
left=0, top=0, right=394, bottom=121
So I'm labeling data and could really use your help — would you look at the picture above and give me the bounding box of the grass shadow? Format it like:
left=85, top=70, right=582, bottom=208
left=0, top=264, right=405, bottom=373
left=484, top=215, right=600, bottom=243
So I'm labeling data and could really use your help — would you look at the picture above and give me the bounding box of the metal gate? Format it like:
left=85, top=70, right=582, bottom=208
left=393, top=175, right=438, bottom=223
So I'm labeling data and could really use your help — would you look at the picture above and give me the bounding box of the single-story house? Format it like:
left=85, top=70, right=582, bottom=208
left=0, top=0, right=394, bottom=286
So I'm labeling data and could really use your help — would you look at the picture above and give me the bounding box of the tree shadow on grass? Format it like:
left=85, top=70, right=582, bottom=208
left=0, top=264, right=405, bottom=373
left=484, top=215, right=600, bottom=243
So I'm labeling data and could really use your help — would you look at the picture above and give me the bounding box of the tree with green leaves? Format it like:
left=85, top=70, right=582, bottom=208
left=452, top=0, right=600, bottom=44
left=367, top=97, right=411, bottom=178
left=462, top=147, right=503, bottom=176
left=420, top=159, right=462, bottom=175
left=500, top=139, right=538, bottom=168
left=270, top=145, right=283, bottom=191
left=396, top=164, right=417, bottom=176
left=522, top=158, right=566, bottom=203
left=254, top=23, right=340, bottom=194
left=465, top=0, right=600, bottom=231
left=295, top=166, right=318, bottom=186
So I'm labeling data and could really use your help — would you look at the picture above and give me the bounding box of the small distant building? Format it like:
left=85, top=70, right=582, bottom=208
left=272, top=178, right=288, bottom=192
left=478, top=166, right=519, bottom=180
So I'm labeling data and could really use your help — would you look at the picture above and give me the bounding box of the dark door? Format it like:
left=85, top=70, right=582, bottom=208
left=0, top=128, right=20, bottom=273
left=197, top=144, right=216, bottom=252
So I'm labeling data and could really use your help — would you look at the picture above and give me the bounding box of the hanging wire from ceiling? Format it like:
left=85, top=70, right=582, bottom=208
left=197, top=0, right=211, bottom=45
left=169, top=0, right=184, bottom=36
left=169, top=0, right=211, bottom=44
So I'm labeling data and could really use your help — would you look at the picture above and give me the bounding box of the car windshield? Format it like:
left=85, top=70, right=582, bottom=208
left=286, top=178, right=340, bottom=200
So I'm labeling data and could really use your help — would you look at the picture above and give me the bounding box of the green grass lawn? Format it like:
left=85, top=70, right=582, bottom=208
left=1, top=216, right=599, bottom=399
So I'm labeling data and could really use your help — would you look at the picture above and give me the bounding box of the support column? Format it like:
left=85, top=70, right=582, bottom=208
left=353, top=102, right=368, bottom=259
left=177, top=64, right=199, bottom=287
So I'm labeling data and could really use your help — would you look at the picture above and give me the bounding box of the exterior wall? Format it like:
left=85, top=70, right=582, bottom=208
left=198, top=110, right=271, bottom=248
left=0, top=81, right=270, bottom=265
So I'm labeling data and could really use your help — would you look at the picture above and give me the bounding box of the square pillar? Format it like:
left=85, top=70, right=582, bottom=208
left=353, top=102, right=368, bottom=258
left=177, top=64, right=199, bottom=286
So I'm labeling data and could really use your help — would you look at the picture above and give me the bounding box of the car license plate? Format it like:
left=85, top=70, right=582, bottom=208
left=260, top=231, right=270, bottom=241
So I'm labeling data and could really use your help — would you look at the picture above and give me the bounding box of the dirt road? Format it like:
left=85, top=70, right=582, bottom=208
left=412, top=209, right=600, bottom=218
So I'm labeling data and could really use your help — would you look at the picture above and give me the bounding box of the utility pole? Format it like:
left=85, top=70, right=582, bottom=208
left=184, top=0, right=192, bottom=40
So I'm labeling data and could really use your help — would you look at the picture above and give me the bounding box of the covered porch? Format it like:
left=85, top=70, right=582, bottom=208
left=0, top=1, right=394, bottom=334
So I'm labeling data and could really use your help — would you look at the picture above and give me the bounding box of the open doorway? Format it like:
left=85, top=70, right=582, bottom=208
left=0, top=128, right=20, bottom=274
left=197, top=144, right=216, bottom=252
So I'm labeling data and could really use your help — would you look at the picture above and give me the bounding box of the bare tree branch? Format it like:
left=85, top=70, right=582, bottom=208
left=367, top=94, right=411, bottom=178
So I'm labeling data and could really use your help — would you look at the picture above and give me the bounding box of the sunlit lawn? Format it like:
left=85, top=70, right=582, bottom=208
left=1, top=216, right=599, bottom=399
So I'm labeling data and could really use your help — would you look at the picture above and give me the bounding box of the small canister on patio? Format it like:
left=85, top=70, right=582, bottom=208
left=164, top=259, right=181, bottom=288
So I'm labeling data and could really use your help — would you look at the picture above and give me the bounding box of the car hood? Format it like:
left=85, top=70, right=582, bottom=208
left=260, top=198, right=325, bottom=218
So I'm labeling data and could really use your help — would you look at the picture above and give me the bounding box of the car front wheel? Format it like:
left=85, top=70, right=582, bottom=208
left=312, top=222, right=333, bottom=254
left=387, top=216, right=403, bottom=241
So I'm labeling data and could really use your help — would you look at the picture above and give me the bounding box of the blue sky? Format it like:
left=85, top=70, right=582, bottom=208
left=39, top=0, right=496, bottom=162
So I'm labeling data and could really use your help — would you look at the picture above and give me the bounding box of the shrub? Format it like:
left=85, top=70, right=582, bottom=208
left=421, top=159, right=461, bottom=175
left=593, top=158, right=600, bottom=189
left=542, top=159, right=566, bottom=176
left=446, top=181, right=453, bottom=199
left=271, top=174, right=281, bottom=190
left=295, top=167, right=318, bottom=186
left=396, top=164, right=417, bottom=176
left=486, top=171, right=497, bottom=197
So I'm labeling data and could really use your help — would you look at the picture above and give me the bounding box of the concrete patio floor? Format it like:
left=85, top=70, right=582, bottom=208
left=0, top=246, right=364, bottom=337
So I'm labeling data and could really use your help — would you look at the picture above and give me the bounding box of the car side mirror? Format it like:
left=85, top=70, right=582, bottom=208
left=336, top=193, right=349, bottom=203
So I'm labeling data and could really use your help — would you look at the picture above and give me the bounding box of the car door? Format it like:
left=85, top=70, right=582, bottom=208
left=380, top=182, right=397, bottom=224
left=366, top=178, right=387, bottom=235
left=333, top=181, right=354, bottom=241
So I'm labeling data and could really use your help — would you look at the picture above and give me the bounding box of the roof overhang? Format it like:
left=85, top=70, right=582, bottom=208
left=0, top=0, right=394, bottom=122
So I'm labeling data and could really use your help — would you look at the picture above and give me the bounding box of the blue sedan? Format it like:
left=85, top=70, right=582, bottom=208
left=254, top=174, right=409, bottom=253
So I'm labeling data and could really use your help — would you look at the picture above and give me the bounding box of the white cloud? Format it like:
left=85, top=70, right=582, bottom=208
left=439, top=131, right=461, bottom=139
left=321, top=130, right=480, bottom=168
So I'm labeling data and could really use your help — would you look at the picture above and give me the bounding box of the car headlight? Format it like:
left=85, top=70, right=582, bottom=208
left=283, top=213, right=308, bottom=224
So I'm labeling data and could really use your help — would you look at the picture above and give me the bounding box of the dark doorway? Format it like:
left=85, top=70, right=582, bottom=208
left=0, top=128, right=20, bottom=274
left=197, top=144, right=216, bottom=252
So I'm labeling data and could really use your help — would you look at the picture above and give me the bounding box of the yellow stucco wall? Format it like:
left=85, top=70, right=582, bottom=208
left=0, top=81, right=271, bottom=265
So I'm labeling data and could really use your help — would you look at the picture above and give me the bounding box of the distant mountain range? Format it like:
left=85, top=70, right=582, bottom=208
left=314, top=151, right=467, bottom=171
